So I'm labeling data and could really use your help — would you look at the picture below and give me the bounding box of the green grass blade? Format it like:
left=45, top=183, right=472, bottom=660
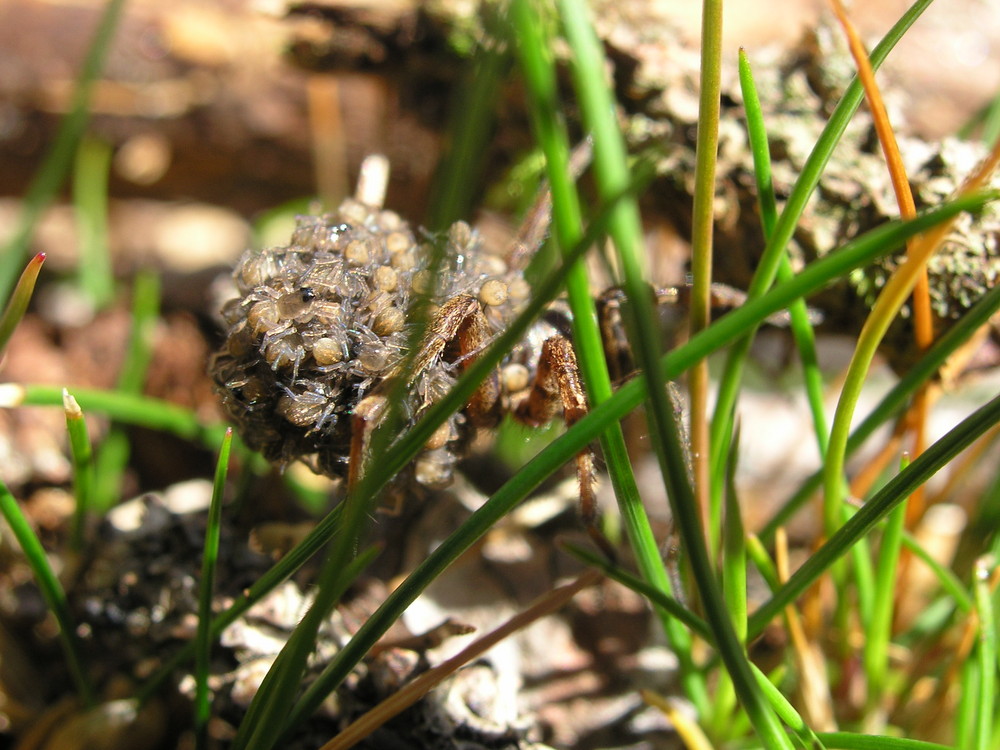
left=0, top=253, right=46, bottom=357
left=973, top=556, right=996, bottom=750
left=723, top=431, right=748, bottom=645
left=748, top=392, right=1000, bottom=638
left=7, top=385, right=227, bottom=447
left=899, top=530, right=972, bottom=613
left=93, top=270, right=161, bottom=510
left=688, top=0, right=724, bottom=556
left=0, top=0, right=128, bottom=300
left=750, top=662, right=826, bottom=750
left=63, top=389, right=95, bottom=551
left=561, top=541, right=712, bottom=640
left=232, top=544, right=380, bottom=750
left=814, top=733, right=951, bottom=750
left=0, top=479, right=96, bottom=706
left=117, top=270, right=160, bottom=393
left=709, top=429, right=748, bottom=739
left=236, top=541, right=358, bottom=749
left=194, top=428, right=232, bottom=750
left=425, top=9, right=510, bottom=231
left=710, top=0, right=934, bottom=499
left=863, top=456, right=908, bottom=722
left=760, top=273, right=1000, bottom=539
left=955, top=654, right=978, bottom=749
left=746, top=534, right=781, bottom=593
left=73, top=136, right=115, bottom=309
left=557, top=1, right=790, bottom=745
left=735, top=49, right=828, bottom=455
left=509, top=0, right=707, bottom=712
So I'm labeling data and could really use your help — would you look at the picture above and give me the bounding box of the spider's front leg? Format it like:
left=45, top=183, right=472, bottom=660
left=515, top=335, right=613, bottom=559
left=347, top=293, right=503, bottom=494
left=412, top=293, right=503, bottom=427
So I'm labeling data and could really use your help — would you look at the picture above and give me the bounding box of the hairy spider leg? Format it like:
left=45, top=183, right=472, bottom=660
left=514, top=335, right=614, bottom=559
left=347, top=393, right=388, bottom=494
left=410, top=293, right=502, bottom=427
left=346, top=293, right=504, bottom=497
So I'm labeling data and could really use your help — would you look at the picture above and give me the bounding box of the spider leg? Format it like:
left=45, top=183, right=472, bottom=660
left=349, top=294, right=504, bottom=493
left=514, top=335, right=614, bottom=559
left=506, top=138, right=593, bottom=271
left=347, top=393, right=388, bottom=493
left=411, top=293, right=502, bottom=427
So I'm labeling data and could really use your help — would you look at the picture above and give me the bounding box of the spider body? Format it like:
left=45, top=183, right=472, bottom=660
left=211, top=195, right=569, bottom=498
left=210, top=157, right=779, bottom=557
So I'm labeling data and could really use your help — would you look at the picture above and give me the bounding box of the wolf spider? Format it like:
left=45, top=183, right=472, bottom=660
left=212, top=152, right=765, bottom=556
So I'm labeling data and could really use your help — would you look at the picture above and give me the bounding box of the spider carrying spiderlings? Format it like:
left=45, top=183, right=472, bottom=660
left=210, top=153, right=774, bottom=553
left=210, top=154, right=610, bottom=547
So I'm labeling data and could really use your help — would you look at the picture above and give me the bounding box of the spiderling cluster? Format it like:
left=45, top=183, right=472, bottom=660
left=210, top=196, right=534, bottom=490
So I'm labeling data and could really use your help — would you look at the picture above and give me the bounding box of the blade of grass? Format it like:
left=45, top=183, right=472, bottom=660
left=561, top=541, right=712, bottom=639
left=93, top=270, right=161, bottom=510
left=0, top=0, right=127, bottom=300
left=688, top=0, right=724, bottom=550
left=509, top=0, right=708, bottom=712
left=749, top=391, right=1000, bottom=638
left=425, top=7, right=510, bottom=231
left=709, top=0, right=936, bottom=535
left=64, top=390, right=95, bottom=551
left=72, top=136, right=115, bottom=309
left=823, top=141, right=1000, bottom=540
left=746, top=534, right=781, bottom=593
left=955, top=654, right=979, bottom=750
left=709, top=428, right=748, bottom=739
left=828, top=0, right=934, bottom=530
left=194, top=428, right=232, bottom=750
left=813, top=734, right=950, bottom=750
left=5, top=385, right=227, bottom=447
left=736, top=50, right=828, bottom=456
left=0, top=253, right=46, bottom=357
left=959, top=93, right=1000, bottom=144
left=557, top=1, right=790, bottom=745
left=231, top=540, right=381, bottom=750
left=898, top=530, right=971, bottom=613
left=749, top=662, right=826, bottom=750
left=723, top=430, right=748, bottom=644
left=972, top=557, right=996, bottom=750
left=863, top=454, right=909, bottom=725
left=0, top=478, right=96, bottom=706
left=760, top=274, right=1000, bottom=540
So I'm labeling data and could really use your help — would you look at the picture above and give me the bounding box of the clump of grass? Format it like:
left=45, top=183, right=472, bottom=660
left=0, top=1, right=999, bottom=748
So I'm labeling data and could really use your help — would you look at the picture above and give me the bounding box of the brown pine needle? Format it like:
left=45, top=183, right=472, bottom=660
left=642, top=689, right=714, bottom=750
left=320, top=570, right=602, bottom=750
left=776, top=528, right=836, bottom=731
